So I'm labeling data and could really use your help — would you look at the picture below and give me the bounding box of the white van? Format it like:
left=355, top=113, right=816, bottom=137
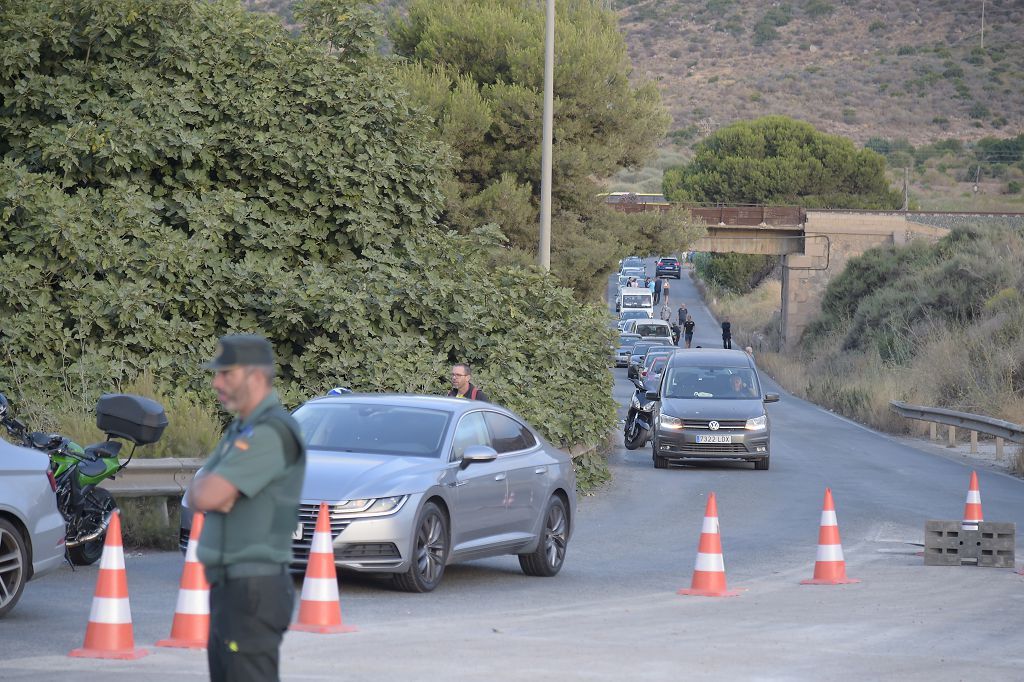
left=619, top=286, right=653, bottom=318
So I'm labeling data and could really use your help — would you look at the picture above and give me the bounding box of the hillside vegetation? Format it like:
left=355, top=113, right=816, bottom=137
left=616, top=0, right=1024, bottom=146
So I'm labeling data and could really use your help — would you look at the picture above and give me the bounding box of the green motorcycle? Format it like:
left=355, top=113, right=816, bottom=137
left=0, top=392, right=168, bottom=566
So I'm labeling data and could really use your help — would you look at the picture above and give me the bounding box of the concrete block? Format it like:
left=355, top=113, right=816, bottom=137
left=923, top=520, right=1015, bottom=567
left=977, top=522, right=1015, bottom=568
left=924, top=521, right=965, bottom=566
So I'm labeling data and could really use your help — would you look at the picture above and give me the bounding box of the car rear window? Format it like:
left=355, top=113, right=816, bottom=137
left=661, top=258, right=678, bottom=264
left=635, top=322, right=670, bottom=337
left=622, top=294, right=652, bottom=308
left=294, top=403, right=452, bottom=457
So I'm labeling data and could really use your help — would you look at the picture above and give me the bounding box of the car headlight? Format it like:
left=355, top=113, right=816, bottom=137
left=659, top=413, right=683, bottom=430
left=333, top=496, right=408, bottom=516
left=745, top=415, right=768, bottom=431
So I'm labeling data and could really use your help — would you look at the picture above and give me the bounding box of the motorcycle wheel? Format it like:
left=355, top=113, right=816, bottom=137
left=624, top=422, right=648, bottom=450
left=67, top=487, right=116, bottom=566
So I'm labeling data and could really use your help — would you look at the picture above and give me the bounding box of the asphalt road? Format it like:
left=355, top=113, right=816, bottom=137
left=2, top=258, right=1023, bottom=680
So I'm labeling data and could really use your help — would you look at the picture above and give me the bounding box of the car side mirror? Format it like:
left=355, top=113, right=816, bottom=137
left=645, top=391, right=660, bottom=401
left=763, top=393, right=780, bottom=403
left=459, top=445, right=498, bottom=469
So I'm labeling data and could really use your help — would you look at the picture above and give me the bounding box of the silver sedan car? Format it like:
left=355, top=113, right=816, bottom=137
left=0, top=438, right=66, bottom=618
left=182, top=395, right=576, bottom=593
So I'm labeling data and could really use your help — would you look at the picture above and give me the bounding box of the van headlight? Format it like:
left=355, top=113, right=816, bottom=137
left=659, top=414, right=683, bottom=430
left=745, top=415, right=768, bottom=431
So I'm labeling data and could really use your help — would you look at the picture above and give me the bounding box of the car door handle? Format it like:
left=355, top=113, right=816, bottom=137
left=494, top=473, right=506, bottom=481
left=534, top=467, right=547, bottom=474
left=448, top=480, right=468, bottom=488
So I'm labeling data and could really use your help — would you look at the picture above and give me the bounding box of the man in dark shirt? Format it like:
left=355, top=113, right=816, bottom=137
left=447, top=363, right=489, bottom=401
left=722, top=317, right=733, bottom=349
left=683, top=315, right=695, bottom=349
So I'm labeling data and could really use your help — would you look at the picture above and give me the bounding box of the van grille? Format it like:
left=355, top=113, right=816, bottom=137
left=682, top=419, right=746, bottom=429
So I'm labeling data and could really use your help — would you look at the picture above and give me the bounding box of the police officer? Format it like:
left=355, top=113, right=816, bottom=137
left=188, top=334, right=306, bottom=682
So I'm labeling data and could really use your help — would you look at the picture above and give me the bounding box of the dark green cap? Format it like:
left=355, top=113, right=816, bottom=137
left=203, top=334, right=275, bottom=370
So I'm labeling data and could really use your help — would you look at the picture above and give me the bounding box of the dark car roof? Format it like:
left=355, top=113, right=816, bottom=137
left=665, top=348, right=754, bottom=368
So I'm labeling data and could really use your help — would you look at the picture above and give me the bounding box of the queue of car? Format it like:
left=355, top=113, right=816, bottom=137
left=612, top=255, right=778, bottom=472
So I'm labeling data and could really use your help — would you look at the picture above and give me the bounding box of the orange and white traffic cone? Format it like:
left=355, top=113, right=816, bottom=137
left=69, top=511, right=149, bottom=659
left=157, top=512, right=210, bottom=649
left=801, top=488, right=860, bottom=585
left=291, top=501, right=356, bottom=633
left=678, top=493, right=741, bottom=597
left=962, top=470, right=983, bottom=530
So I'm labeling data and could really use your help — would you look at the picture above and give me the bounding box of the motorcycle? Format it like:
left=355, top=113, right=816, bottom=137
left=0, top=392, right=168, bottom=566
left=623, top=377, right=655, bottom=450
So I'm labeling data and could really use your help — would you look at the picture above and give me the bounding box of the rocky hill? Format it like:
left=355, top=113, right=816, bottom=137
left=616, top=0, right=1023, bottom=146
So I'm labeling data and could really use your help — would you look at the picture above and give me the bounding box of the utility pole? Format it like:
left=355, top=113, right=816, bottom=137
left=981, top=0, right=985, bottom=50
left=902, top=167, right=909, bottom=211
left=538, top=0, right=554, bottom=271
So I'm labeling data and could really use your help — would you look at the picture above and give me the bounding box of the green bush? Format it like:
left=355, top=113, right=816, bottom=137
left=694, top=253, right=778, bottom=295
left=0, top=0, right=617, bottom=470
left=803, top=226, right=1022, bottom=361
left=1007, top=181, right=1022, bottom=195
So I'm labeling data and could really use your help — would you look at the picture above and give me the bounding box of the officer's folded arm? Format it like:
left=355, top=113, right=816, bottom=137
left=189, top=472, right=240, bottom=514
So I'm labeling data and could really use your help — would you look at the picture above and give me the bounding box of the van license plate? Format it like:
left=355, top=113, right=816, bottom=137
left=292, top=523, right=303, bottom=540
left=696, top=435, right=732, bottom=444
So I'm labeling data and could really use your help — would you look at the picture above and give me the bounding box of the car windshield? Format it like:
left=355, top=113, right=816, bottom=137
left=621, top=268, right=645, bottom=278
left=620, top=310, right=649, bottom=320
left=634, top=322, right=669, bottom=337
left=294, top=402, right=452, bottom=457
left=660, top=258, right=678, bottom=264
left=661, top=367, right=760, bottom=400
left=618, top=334, right=641, bottom=348
left=623, top=257, right=643, bottom=268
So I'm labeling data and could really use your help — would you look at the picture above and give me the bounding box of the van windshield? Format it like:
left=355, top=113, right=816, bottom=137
left=662, top=367, right=760, bottom=400
left=622, top=294, right=652, bottom=308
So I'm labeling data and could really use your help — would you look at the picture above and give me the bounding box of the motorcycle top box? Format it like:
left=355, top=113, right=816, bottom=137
left=96, top=393, right=168, bottom=444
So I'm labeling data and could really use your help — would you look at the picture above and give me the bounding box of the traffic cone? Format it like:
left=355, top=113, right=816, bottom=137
left=962, top=470, right=983, bottom=530
left=678, top=493, right=741, bottom=597
left=69, top=511, right=149, bottom=659
left=291, top=501, right=356, bottom=633
left=801, top=488, right=860, bottom=585
left=157, top=512, right=210, bottom=649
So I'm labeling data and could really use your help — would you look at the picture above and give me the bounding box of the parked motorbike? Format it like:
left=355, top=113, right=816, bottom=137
left=623, top=377, right=655, bottom=450
left=0, top=392, right=168, bottom=566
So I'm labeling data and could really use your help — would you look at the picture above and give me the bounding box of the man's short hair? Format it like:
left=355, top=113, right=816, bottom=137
left=453, top=362, right=471, bottom=375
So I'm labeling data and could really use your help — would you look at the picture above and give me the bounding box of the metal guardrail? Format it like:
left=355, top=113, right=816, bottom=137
left=104, top=457, right=203, bottom=498
left=889, top=400, right=1024, bottom=458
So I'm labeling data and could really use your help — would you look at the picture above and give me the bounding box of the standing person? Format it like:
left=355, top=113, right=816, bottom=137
left=677, top=303, right=688, bottom=326
left=189, top=334, right=306, bottom=682
left=670, top=322, right=681, bottom=346
left=659, top=303, right=672, bottom=322
left=722, top=317, right=733, bottom=349
left=653, top=276, right=663, bottom=305
left=448, top=363, right=489, bottom=401
left=683, top=314, right=695, bottom=349
left=662, top=278, right=671, bottom=304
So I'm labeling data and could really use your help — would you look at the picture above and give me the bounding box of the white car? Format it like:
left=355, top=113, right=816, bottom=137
left=0, top=438, right=66, bottom=618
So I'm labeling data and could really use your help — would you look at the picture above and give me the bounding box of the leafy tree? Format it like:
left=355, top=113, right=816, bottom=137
left=390, top=0, right=695, bottom=298
left=663, top=116, right=902, bottom=209
left=0, top=0, right=616, bottom=462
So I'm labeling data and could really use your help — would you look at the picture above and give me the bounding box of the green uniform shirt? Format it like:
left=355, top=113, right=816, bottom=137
left=197, top=391, right=305, bottom=569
